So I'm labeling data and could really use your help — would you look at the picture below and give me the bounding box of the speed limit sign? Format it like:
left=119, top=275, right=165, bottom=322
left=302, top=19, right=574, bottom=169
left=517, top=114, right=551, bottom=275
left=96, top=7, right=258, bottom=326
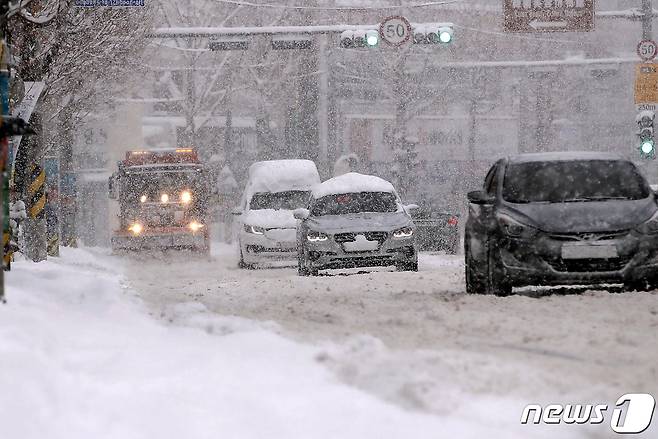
left=637, top=40, right=658, bottom=62
left=379, top=16, right=412, bottom=46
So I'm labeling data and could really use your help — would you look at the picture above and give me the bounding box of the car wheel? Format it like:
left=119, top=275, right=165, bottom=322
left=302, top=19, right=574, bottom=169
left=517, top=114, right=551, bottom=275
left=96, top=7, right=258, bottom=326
left=446, top=235, right=459, bottom=255
left=396, top=261, right=418, bottom=272
left=625, top=278, right=658, bottom=292
left=298, top=254, right=310, bottom=276
left=465, top=233, right=487, bottom=294
left=297, top=245, right=318, bottom=276
left=396, top=252, right=418, bottom=272
left=465, top=234, right=511, bottom=296
left=485, top=242, right=512, bottom=296
left=238, top=248, right=255, bottom=270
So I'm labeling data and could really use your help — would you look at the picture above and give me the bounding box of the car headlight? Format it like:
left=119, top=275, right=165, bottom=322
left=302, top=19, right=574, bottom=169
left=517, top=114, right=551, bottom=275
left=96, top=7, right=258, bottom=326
left=128, top=223, right=143, bottom=236
left=189, top=221, right=204, bottom=233
left=307, top=230, right=328, bottom=242
left=180, top=191, right=192, bottom=204
left=140, top=195, right=147, bottom=203
left=637, top=210, right=658, bottom=235
left=497, top=213, right=536, bottom=238
left=393, top=227, right=414, bottom=239
left=244, top=224, right=265, bottom=235
left=160, top=193, right=169, bottom=203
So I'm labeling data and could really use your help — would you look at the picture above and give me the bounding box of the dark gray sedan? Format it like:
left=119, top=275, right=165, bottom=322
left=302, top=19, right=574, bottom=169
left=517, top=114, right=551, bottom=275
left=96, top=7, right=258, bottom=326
left=294, top=173, right=418, bottom=276
left=465, top=152, right=658, bottom=296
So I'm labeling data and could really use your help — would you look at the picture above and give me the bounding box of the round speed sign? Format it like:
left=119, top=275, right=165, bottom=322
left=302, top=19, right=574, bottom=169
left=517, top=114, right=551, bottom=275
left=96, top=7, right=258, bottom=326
left=637, top=40, right=658, bottom=62
left=379, top=16, right=412, bottom=46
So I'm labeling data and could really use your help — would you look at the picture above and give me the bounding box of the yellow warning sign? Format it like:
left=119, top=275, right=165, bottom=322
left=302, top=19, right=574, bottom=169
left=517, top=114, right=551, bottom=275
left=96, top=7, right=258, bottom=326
left=635, top=63, right=658, bottom=104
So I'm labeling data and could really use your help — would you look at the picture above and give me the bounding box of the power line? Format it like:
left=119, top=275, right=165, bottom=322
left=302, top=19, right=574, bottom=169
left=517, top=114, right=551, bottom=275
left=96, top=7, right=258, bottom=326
left=210, top=0, right=462, bottom=11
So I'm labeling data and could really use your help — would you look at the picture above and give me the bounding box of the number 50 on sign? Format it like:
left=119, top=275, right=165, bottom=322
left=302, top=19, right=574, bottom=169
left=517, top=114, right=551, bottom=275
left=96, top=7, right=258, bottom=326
left=379, top=16, right=412, bottom=46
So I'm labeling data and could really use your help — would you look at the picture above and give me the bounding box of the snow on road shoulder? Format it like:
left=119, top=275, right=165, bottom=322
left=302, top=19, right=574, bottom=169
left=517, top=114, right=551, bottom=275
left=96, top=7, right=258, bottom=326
left=0, top=247, right=512, bottom=439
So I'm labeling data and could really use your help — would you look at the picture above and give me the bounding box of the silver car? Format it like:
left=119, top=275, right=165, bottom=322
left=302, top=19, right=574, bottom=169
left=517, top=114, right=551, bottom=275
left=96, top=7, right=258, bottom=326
left=294, top=173, right=418, bottom=276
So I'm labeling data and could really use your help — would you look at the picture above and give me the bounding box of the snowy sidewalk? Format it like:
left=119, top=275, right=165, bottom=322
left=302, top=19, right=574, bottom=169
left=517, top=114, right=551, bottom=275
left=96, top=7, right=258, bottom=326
left=0, top=249, right=449, bottom=439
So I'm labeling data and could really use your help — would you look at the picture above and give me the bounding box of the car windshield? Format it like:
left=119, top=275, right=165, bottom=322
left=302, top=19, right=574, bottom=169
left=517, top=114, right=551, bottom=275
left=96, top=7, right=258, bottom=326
left=249, top=190, right=310, bottom=210
left=502, top=160, right=650, bottom=203
left=310, top=192, right=398, bottom=216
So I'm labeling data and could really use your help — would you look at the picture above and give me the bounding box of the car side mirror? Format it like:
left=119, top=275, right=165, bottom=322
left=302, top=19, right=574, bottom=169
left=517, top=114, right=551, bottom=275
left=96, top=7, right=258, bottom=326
left=467, top=190, right=495, bottom=205
left=404, top=203, right=419, bottom=214
left=231, top=207, right=243, bottom=216
left=293, top=208, right=310, bottom=220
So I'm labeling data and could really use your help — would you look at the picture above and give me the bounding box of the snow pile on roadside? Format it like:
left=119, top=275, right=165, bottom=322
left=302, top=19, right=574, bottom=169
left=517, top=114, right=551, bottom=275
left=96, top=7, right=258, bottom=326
left=0, top=248, right=496, bottom=439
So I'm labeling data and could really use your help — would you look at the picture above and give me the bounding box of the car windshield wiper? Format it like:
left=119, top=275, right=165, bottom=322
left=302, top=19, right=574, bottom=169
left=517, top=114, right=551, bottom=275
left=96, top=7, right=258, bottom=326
left=560, top=196, right=632, bottom=203
left=506, top=199, right=556, bottom=204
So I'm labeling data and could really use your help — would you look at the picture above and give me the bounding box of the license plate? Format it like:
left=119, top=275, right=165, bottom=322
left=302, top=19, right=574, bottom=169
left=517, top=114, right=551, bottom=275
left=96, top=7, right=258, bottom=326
left=343, top=234, right=380, bottom=252
left=561, top=244, right=618, bottom=259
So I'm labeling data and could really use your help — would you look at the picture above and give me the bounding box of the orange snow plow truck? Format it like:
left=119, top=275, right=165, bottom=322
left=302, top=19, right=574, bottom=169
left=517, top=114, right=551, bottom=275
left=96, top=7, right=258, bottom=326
left=109, top=148, right=210, bottom=253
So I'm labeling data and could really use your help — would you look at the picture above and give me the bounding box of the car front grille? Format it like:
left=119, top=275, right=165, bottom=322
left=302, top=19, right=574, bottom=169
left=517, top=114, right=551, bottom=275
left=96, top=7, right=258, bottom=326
left=333, top=232, right=388, bottom=243
left=549, top=230, right=629, bottom=242
left=547, top=257, right=631, bottom=272
left=334, top=232, right=356, bottom=243
left=365, top=231, right=388, bottom=242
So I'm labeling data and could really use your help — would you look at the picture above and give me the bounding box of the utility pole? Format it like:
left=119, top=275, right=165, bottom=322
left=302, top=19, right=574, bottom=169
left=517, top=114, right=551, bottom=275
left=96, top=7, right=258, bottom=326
left=643, top=0, right=654, bottom=40
left=0, top=0, right=7, bottom=303
left=318, top=33, right=329, bottom=174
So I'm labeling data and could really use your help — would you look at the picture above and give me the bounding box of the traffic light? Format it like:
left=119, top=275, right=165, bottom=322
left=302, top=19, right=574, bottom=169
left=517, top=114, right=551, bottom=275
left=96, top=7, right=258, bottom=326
left=340, top=29, right=379, bottom=49
left=413, top=24, right=454, bottom=45
left=637, top=110, right=656, bottom=159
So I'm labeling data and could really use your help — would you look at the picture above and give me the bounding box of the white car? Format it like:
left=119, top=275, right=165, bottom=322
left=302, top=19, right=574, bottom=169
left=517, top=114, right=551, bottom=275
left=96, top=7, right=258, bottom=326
left=234, top=159, right=321, bottom=268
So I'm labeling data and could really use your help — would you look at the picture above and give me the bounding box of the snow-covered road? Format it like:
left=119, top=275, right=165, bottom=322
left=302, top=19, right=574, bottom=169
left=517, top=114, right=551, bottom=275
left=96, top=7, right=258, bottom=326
left=124, top=243, right=658, bottom=438
left=4, top=243, right=657, bottom=438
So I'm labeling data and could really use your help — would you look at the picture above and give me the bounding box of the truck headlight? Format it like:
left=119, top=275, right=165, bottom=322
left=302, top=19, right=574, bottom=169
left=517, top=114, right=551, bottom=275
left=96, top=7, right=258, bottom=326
left=128, top=223, right=143, bottom=236
left=637, top=210, right=658, bottom=235
left=189, top=221, right=204, bottom=232
left=180, top=191, right=192, bottom=204
left=497, top=213, right=536, bottom=238
left=393, top=227, right=414, bottom=239
left=307, top=230, right=328, bottom=242
left=244, top=224, right=265, bottom=235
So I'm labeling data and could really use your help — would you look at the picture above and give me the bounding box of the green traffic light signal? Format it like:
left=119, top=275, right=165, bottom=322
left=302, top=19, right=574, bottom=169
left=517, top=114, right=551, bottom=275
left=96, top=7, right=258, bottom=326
left=365, top=30, right=379, bottom=47
left=438, top=26, right=453, bottom=44
left=641, top=138, right=655, bottom=157
left=439, top=30, right=452, bottom=43
left=642, top=139, right=655, bottom=154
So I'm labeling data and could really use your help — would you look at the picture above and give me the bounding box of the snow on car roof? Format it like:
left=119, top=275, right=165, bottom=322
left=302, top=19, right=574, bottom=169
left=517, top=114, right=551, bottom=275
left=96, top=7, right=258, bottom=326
left=312, top=172, right=396, bottom=199
left=247, top=160, right=320, bottom=194
left=509, top=151, right=624, bottom=164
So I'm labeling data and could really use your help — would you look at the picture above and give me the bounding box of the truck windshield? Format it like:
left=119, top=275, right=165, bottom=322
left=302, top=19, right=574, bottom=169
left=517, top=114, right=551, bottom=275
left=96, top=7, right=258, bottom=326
left=249, top=191, right=310, bottom=210
left=502, top=160, right=650, bottom=203
left=124, top=171, right=203, bottom=202
left=311, top=192, right=398, bottom=216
